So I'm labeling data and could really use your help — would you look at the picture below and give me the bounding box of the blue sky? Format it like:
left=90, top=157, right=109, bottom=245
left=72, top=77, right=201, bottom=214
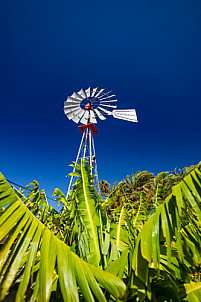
left=1, top=0, right=201, bottom=207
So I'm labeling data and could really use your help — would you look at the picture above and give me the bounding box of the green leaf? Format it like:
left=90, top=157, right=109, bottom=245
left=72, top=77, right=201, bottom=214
left=183, top=281, right=201, bottom=302
left=0, top=172, right=126, bottom=301
left=76, top=159, right=101, bottom=266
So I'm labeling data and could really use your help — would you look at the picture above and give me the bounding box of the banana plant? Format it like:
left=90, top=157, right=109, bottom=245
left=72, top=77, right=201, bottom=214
left=65, top=161, right=129, bottom=271
left=129, top=165, right=201, bottom=300
left=0, top=170, right=126, bottom=301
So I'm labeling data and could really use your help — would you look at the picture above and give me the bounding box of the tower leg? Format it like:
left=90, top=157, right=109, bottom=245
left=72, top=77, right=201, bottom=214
left=67, top=123, right=99, bottom=198
left=66, top=131, right=85, bottom=198
left=83, top=128, right=88, bottom=160
left=89, top=128, right=92, bottom=175
left=92, top=133, right=100, bottom=192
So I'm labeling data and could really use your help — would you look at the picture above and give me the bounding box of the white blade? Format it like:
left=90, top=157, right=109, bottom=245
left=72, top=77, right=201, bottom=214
left=94, top=108, right=106, bottom=120
left=80, top=110, right=89, bottom=125
left=70, top=107, right=85, bottom=119
left=98, top=94, right=116, bottom=101
left=64, top=104, right=80, bottom=109
left=64, top=108, right=71, bottom=114
left=66, top=97, right=81, bottom=104
left=64, top=105, right=81, bottom=115
left=100, top=99, right=118, bottom=103
left=65, top=111, right=75, bottom=120
left=99, top=104, right=117, bottom=109
left=71, top=107, right=84, bottom=116
left=95, top=88, right=104, bottom=98
left=112, top=109, right=138, bottom=122
left=77, top=109, right=85, bottom=119
left=71, top=115, right=80, bottom=123
left=64, top=101, right=81, bottom=107
left=97, top=106, right=113, bottom=115
left=64, top=107, right=76, bottom=114
left=85, top=87, right=91, bottom=97
left=78, top=88, right=87, bottom=99
left=91, top=87, right=98, bottom=97
left=89, top=110, right=97, bottom=123
left=71, top=92, right=83, bottom=101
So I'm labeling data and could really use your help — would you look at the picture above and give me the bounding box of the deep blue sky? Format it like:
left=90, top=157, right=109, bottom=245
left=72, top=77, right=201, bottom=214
left=1, top=0, right=201, bottom=206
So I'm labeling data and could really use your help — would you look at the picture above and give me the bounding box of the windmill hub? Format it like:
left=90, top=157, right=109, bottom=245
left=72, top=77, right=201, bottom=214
left=85, top=101, right=92, bottom=111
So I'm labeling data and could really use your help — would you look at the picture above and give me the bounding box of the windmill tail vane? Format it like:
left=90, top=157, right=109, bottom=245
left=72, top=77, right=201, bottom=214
left=64, top=87, right=138, bottom=197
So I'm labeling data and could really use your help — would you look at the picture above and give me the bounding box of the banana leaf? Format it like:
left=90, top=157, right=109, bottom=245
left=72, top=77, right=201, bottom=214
left=132, top=167, right=201, bottom=287
left=0, top=172, right=126, bottom=302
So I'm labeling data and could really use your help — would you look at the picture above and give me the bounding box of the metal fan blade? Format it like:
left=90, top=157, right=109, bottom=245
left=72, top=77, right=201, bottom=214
left=71, top=115, right=80, bottom=123
left=64, top=108, right=71, bottom=114
left=99, top=99, right=118, bottom=103
left=94, top=109, right=106, bottom=120
left=95, top=88, right=104, bottom=98
left=112, top=109, right=138, bottom=122
left=69, top=107, right=85, bottom=120
left=67, top=97, right=81, bottom=103
left=64, top=106, right=80, bottom=115
left=64, top=104, right=80, bottom=109
left=89, top=110, right=97, bottom=123
left=98, top=106, right=113, bottom=115
left=64, top=101, right=81, bottom=107
left=91, top=87, right=98, bottom=97
left=80, top=111, right=89, bottom=125
left=78, top=89, right=87, bottom=99
left=72, top=107, right=84, bottom=116
left=65, top=111, right=75, bottom=120
left=71, top=92, right=83, bottom=101
left=99, top=104, right=117, bottom=109
left=85, top=87, right=91, bottom=98
left=77, top=109, right=85, bottom=119
left=98, top=94, right=116, bottom=101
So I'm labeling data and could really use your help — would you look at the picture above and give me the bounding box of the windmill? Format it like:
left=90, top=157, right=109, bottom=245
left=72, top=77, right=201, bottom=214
left=64, top=87, right=138, bottom=197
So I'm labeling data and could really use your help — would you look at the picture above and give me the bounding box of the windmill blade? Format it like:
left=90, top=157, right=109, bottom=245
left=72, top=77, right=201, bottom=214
left=80, top=110, right=89, bottom=125
left=64, top=101, right=81, bottom=107
left=71, top=115, right=80, bottom=123
left=91, top=87, right=98, bottom=97
left=112, top=109, right=138, bottom=122
left=64, top=108, right=71, bottom=114
left=78, top=88, right=87, bottom=99
left=94, top=108, right=106, bottom=120
left=69, top=107, right=85, bottom=120
left=89, top=110, right=97, bottom=123
left=98, top=94, right=116, bottom=101
left=85, top=87, right=91, bottom=97
left=64, top=103, right=82, bottom=115
left=64, top=106, right=80, bottom=115
left=97, top=106, right=113, bottom=115
left=99, top=99, right=118, bottom=103
left=72, top=107, right=85, bottom=117
left=71, top=92, right=83, bottom=101
left=64, top=104, right=80, bottom=109
left=64, top=107, right=75, bottom=114
left=77, top=109, right=85, bottom=119
left=67, top=97, right=81, bottom=103
left=95, top=88, right=104, bottom=98
left=99, top=104, right=117, bottom=109
left=65, top=111, right=76, bottom=120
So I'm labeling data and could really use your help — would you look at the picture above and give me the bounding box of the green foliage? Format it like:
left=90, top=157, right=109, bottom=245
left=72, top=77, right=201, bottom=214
left=1, top=161, right=201, bottom=301
left=0, top=168, right=126, bottom=301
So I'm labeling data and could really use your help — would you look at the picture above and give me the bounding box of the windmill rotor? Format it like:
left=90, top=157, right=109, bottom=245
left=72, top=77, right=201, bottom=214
left=64, top=87, right=118, bottom=125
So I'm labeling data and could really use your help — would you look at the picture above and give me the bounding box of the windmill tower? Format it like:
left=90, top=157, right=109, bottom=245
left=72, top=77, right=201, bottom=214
left=64, top=87, right=138, bottom=197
